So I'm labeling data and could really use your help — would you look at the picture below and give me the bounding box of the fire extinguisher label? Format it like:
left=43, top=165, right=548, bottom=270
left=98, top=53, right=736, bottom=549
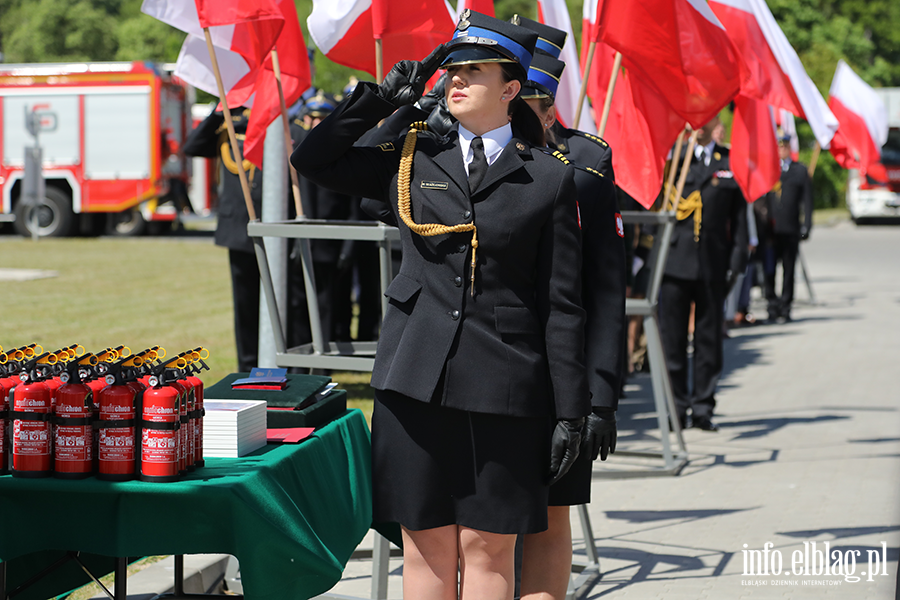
left=55, top=426, right=92, bottom=462
left=99, top=427, right=134, bottom=462
left=13, top=420, right=51, bottom=455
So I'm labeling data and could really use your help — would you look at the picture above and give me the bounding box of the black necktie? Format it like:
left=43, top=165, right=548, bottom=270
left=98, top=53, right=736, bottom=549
left=468, top=136, right=487, bottom=194
left=698, top=147, right=706, bottom=166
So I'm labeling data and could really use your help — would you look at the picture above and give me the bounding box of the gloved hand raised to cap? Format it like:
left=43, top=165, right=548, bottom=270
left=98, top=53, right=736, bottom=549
left=582, top=408, right=617, bottom=461
left=548, top=417, right=584, bottom=485
left=377, top=44, right=448, bottom=108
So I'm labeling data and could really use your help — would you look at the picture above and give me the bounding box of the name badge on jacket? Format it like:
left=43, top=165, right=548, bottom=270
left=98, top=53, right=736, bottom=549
left=421, top=181, right=449, bottom=190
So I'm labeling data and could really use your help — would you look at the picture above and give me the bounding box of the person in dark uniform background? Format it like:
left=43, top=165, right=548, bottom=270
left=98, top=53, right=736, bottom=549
left=660, top=116, right=748, bottom=432
left=763, top=131, right=813, bottom=323
left=183, top=108, right=262, bottom=372
left=287, top=92, right=357, bottom=347
left=513, top=45, right=625, bottom=600
left=292, top=12, right=589, bottom=599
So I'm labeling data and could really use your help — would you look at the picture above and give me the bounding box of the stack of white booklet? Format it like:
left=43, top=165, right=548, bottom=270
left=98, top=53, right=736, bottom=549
left=203, top=399, right=267, bottom=457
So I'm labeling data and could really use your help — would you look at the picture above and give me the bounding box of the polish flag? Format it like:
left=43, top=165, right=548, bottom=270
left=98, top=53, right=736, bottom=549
left=731, top=94, right=779, bottom=202
left=537, top=0, right=596, bottom=134
left=708, top=0, right=838, bottom=147
left=827, top=60, right=889, bottom=178
left=308, top=0, right=454, bottom=79
left=142, top=0, right=283, bottom=73
left=597, top=0, right=741, bottom=129
left=240, top=0, right=311, bottom=167
left=583, top=40, right=684, bottom=207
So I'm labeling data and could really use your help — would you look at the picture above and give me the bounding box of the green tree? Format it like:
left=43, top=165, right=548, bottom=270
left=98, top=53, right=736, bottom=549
left=115, top=15, right=185, bottom=63
left=2, top=0, right=118, bottom=62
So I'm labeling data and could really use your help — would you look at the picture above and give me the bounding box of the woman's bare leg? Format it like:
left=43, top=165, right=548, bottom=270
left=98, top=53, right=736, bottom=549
left=402, top=524, right=460, bottom=600
left=458, top=526, right=517, bottom=600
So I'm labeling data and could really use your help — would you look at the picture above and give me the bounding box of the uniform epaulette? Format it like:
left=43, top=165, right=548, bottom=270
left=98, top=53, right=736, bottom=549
left=409, top=121, right=429, bottom=131
left=537, top=148, right=571, bottom=165
left=576, top=165, right=605, bottom=179
left=571, top=130, right=609, bottom=148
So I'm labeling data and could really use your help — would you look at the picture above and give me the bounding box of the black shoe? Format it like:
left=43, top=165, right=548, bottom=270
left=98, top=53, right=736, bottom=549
left=692, top=417, right=719, bottom=432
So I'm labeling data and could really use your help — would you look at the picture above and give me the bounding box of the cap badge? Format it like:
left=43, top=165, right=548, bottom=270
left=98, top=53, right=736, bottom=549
left=458, top=9, right=470, bottom=30
left=511, top=14, right=521, bottom=25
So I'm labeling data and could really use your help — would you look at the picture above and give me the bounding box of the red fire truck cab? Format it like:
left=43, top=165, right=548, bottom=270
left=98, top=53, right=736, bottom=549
left=0, top=61, right=190, bottom=237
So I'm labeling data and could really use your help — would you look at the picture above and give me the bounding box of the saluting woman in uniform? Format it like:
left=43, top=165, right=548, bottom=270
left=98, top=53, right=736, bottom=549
left=292, top=11, right=590, bottom=600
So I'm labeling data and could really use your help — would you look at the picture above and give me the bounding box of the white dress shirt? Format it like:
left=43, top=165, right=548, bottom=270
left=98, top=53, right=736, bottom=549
left=458, top=123, right=513, bottom=176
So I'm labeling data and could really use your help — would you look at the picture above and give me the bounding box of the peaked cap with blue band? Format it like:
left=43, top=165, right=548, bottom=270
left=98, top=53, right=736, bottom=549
left=510, top=14, right=567, bottom=59
left=441, top=10, right=538, bottom=77
left=521, top=52, right=565, bottom=100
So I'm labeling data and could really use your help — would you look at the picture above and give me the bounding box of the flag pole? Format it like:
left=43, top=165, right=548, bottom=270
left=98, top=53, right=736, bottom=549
left=270, top=49, right=304, bottom=219
left=597, top=51, right=622, bottom=137
left=375, top=39, right=384, bottom=83
left=671, top=128, right=699, bottom=214
left=203, top=28, right=257, bottom=222
left=572, top=41, right=596, bottom=130
left=808, top=141, right=821, bottom=177
left=663, top=128, right=687, bottom=206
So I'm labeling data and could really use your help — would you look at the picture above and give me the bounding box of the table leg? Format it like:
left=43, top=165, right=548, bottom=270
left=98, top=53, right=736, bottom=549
left=114, top=557, right=127, bottom=600
left=1, top=560, right=7, bottom=600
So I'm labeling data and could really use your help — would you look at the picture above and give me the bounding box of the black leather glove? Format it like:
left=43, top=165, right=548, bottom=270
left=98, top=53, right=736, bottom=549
left=377, top=44, right=447, bottom=108
left=548, top=417, right=584, bottom=485
left=415, top=72, right=448, bottom=113
left=800, top=228, right=810, bottom=241
left=582, top=408, right=617, bottom=461
left=424, top=97, right=455, bottom=137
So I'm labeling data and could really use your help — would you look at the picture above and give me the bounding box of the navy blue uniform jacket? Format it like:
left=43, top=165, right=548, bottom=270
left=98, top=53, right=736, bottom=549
left=292, top=83, right=590, bottom=420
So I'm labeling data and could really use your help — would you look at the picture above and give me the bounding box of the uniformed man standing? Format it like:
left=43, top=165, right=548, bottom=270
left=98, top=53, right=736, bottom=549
left=183, top=108, right=262, bottom=372
left=660, top=116, right=748, bottom=431
left=763, top=132, right=813, bottom=323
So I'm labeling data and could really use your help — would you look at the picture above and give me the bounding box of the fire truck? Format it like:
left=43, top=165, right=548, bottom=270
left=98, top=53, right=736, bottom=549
left=0, top=61, right=190, bottom=236
left=846, top=87, right=900, bottom=223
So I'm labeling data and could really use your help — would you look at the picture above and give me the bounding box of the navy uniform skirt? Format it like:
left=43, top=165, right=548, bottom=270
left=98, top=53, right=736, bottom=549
left=372, top=389, right=553, bottom=535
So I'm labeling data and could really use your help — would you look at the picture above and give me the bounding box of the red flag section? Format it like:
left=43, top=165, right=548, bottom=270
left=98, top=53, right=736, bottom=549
left=582, top=39, right=684, bottom=208
left=241, top=0, right=311, bottom=167
left=731, top=94, right=779, bottom=201
left=597, top=0, right=741, bottom=129
left=827, top=60, right=890, bottom=181
left=307, top=0, right=454, bottom=78
left=708, top=0, right=837, bottom=147
left=194, top=0, right=285, bottom=69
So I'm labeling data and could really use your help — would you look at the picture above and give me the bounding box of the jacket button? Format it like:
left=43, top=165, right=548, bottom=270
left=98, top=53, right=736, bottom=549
left=463, top=210, right=472, bottom=219
left=449, top=310, right=460, bottom=320
left=458, top=243, right=467, bottom=253
left=453, top=276, right=462, bottom=287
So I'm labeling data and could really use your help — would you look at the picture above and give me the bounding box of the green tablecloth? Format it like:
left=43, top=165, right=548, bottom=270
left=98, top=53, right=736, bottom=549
left=0, top=409, right=372, bottom=600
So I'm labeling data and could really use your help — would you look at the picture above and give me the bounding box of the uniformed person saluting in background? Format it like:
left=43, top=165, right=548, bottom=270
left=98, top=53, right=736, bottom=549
left=293, top=11, right=589, bottom=600
left=763, top=130, right=813, bottom=323
left=183, top=108, right=262, bottom=372
left=511, top=31, right=626, bottom=599
left=660, top=116, right=748, bottom=432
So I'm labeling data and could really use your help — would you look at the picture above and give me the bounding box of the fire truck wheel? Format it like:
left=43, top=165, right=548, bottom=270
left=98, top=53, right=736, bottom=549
left=107, top=208, right=147, bottom=236
left=12, top=186, right=75, bottom=238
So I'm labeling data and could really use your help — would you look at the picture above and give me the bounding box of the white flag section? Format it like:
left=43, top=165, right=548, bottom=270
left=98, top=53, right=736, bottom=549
left=175, top=34, right=252, bottom=101
left=709, top=0, right=838, bottom=147
left=538, top=0, right=597, bottom=134
left=307, top=0, right=371, bottom=56
left=829, top=60, right=889, bottom=153
left=777, top=108, right=800, bottom=160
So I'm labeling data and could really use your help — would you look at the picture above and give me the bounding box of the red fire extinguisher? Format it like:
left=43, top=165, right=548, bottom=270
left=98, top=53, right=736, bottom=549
left=0, top=346, right=37, bottom=474
left=95, top=354, right=143, bottom=481
left=140, top=354, right=189, bottom=481
left=11, top=352, right=59, bottom=478
left=185, top=348, right=210, bottom=469
left=53, top=352, right=99, bottom=479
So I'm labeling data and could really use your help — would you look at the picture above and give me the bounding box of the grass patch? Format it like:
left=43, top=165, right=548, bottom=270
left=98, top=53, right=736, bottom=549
left=813, top=207, right=850, bottom=226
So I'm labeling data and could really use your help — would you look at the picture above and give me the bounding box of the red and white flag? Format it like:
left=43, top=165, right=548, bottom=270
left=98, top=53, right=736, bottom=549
left=597, top=0, right=741, bottom=129
left=240, top=0, right=311, bottom=167
left=308, top=0, right=454, bottom=79
left=827, top=60, right=889, bottom=178
left=537, top=0, right=596, bottom=134
left=708, top=0, right=838, bottom=147
left=582, top=39, right=684, bottom=207
left=731, top=94, right=779, bottom=201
